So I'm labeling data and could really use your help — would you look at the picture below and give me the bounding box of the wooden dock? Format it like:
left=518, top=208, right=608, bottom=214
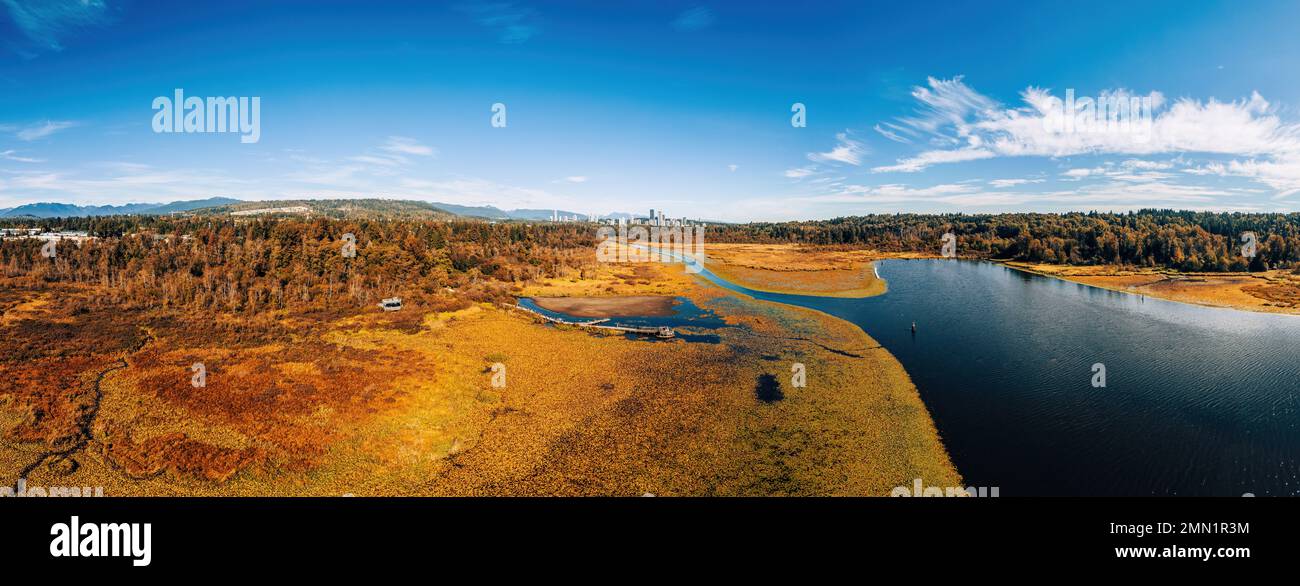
left=506, top=303, right=675, bottom=338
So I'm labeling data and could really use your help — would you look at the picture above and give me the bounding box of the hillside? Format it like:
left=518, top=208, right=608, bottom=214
left=194, top=199, right=460, bottom=220
left=1, top=197, right=242, bottom=218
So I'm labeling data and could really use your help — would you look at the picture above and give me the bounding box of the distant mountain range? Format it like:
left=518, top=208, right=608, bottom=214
left=0, top=197, right=243, bottom=218
left=428, top=202, right=635, bottom=221
left=0, top=197, right=646, bottom=221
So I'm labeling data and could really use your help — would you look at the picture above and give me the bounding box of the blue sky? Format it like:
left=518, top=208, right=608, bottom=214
left=3, top=0, right=1300, bottom=221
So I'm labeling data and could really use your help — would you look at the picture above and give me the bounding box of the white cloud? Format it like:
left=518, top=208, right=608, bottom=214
left=808, top=131, right=868, bottom=166
left=399, top=177, right=575, bottom=210
left=349, top=155, right=404, bottom=167
left=1118, top=158, right=1174, bottom=171
left=873, top=122, right=914, bottom=144
left=871, top=77, right=1300, bottom=198
left=1062, top=167, right=1104, bottom=180
left=13, top=120, right=76, bottom=141
left=0, top=149, right=44, bottom=163
left=784, top=166, right=817, bottom=179
left=334, top=137, right=438, bottom=170
left=0, top=163, right=252, bottom=206
left=727, top=164, right=738, bottom=172
left=892, top=75, right=998, bottom=142
left=872, top=147, right=993, bottom=173
left=563, top=176, right=587, bottom=183
left=1184, top=155, right=1300, bottom=198
left=379, top=136, right=436, bottom=157
left=785, top=175, right=1258, bottom=213
left=988, top=178, right=1043, bottom=188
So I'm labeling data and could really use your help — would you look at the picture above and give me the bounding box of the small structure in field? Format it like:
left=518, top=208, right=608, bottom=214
left=378, top=297, right=403, bottom=312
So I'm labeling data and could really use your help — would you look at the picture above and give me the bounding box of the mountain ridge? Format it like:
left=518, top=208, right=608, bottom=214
left=1, top=197, right=242, bottom=218
left=0, top=197, right=645, bottom=221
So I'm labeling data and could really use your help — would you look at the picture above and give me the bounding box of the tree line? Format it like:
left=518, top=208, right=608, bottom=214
left=709, top=210, right=1300, bottom=272
left=5, top=209, right=1298, bottom=317
left=1, top=216, right=599, bottom=313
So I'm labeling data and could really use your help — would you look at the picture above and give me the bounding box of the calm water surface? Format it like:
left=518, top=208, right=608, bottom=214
left=698, top=259, right=1300, bottom=496
left=516, top=296, right=725, bottom=343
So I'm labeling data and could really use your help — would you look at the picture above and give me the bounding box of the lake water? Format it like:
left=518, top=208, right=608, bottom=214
left=516, top=296, right=725, bottom=343
left=697, top=259, right=1300, bottom=496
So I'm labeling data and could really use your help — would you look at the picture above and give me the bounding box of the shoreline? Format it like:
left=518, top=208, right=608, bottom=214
left=702, top=241, right=1300, bottom=316
left=700, top=244, right=938, bottom=299
left=686, top=260, right=962, bottom=491
left=999, top=261, right=1300, bottom=317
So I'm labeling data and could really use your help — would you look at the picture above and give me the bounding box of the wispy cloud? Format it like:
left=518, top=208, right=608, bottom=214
left=889, top=75, right=998, bottom=143
left=872, top=147, right=992, bottom=173
left=873, top=122, right=915, bottom=144
left=875, top=77, right=1300, bottom=175
left=1183, top=157, right=1300, bottom=198
left=379, top=136, right=437, bottom=157
left=808, top=131, right=868, bottom=166
left=1061, top=167, right=1104, bottom=181
left=9, top=120, right=76, bottom=141
left=455, top=2, right=541, bottom=44
left=348, top=155, right=404, bottom=167
left=672, top=6, right=715, bottom=32
left=342, top=136, right=437, bottom=168
left=1, top=0, right=113, bottom=53
left=864, top=75, right=1300, bottom=201
left=285, top=137, right=438, bottom=191
left=784, top=166, right=817, bottom=179
left=0, top=163, right=252, bottom=206
left=988, top=178, right=1043, bottom=188
left=0, top=149, right=43, bottom=163
left=787, top=175, right=1260, bottom=213
left=398, top=176, right=575, bottom=210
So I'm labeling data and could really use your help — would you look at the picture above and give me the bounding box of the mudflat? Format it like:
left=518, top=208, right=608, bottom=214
left=703, top=243, right=927, bottom=298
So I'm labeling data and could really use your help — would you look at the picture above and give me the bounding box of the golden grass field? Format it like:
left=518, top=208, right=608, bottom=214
left=1003, top=262, right=1300, bottom=315
left=1, top=258, right=961, bottom=496
left=703, top=243, right=933, bottom=298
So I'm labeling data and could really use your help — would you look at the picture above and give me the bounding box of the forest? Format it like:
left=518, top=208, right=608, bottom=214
left=709, top=210, right=1300, bottom=272
left=0, top=215, right=599, bottom=314
left=3, top=209, right=1299, bottom=318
